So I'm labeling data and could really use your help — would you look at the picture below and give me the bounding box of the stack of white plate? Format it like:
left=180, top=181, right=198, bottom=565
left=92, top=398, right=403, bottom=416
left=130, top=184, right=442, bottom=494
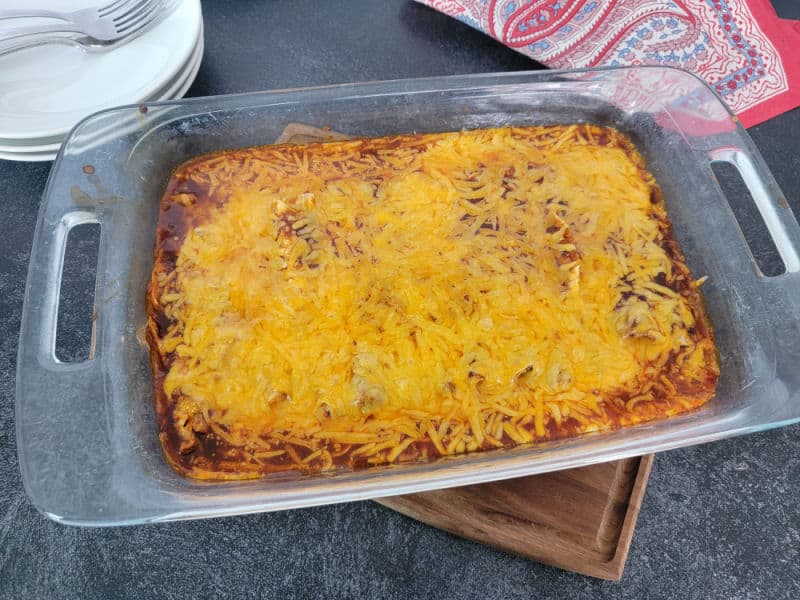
left=0, top=0, right=203, bottom=161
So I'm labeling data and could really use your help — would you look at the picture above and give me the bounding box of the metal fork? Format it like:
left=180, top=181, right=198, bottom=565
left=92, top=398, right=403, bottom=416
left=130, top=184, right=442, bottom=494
left=0, top=0, right=175, bottom=57
left=0, top=0, right=151, bottom=25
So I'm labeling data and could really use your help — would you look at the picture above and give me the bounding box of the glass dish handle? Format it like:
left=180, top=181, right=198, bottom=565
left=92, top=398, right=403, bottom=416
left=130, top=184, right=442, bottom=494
left=708, top=145, right=800, bottom=420
left=16, top=208, right=113, bottom=520
left=35, top=210, right=99, bottom=364
left=708, top=146, right=800, bottom=274
left=17, top=209, right=104, bottom=407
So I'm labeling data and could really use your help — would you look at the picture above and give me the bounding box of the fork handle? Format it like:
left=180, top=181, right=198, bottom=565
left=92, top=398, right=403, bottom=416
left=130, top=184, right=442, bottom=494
left=0, top=23, right=86, bottom=42
left=0, top=9, right=74, bottom=22
left=0, top=34, right=86, bottom=58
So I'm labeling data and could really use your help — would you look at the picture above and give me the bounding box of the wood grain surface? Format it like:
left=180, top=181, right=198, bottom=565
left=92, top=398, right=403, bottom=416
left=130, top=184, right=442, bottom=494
left=378, top=455, right=654, bottom=580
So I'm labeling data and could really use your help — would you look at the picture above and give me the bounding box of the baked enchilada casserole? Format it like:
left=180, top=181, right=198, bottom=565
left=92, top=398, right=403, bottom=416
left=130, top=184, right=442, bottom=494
left=146, top=124, right=719, bottom=480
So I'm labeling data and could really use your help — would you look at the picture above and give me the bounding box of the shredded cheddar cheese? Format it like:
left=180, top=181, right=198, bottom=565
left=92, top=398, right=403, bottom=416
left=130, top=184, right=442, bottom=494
left=147, top=125, right=719, bottom=480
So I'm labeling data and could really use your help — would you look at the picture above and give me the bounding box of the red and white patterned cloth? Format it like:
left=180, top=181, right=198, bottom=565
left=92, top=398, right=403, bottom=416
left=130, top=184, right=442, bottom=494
left=418, top=0, right=800, bottom=126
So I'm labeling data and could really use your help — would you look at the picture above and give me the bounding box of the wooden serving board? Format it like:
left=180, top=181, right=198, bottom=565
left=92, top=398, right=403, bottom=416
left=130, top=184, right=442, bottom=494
left=274, top=124, right=654, bottom=581
left=377, top=455, right=654, bottom=580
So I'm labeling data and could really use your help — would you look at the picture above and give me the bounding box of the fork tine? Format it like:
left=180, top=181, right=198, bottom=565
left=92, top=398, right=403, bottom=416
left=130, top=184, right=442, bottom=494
left=115, top=0, right=161, bottom=30
left=114, top=0, right=158, bottom=23
left=97, top=0, right=135, bottom=18
left=109, top=0, right=150, bottom=23
left=117, top=0, right=170, bottom=34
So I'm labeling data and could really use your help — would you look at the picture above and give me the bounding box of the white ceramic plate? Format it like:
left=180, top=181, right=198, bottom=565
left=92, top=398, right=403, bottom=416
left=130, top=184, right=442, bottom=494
left=0, top=27, right=204, bottom=153
left=0, top=30, right=204, bottom=161
left=0, top=0, right=202, bottom=140
left=0, top=147, right=56, bottom=161
left=0, top=132, right=62, bottom=149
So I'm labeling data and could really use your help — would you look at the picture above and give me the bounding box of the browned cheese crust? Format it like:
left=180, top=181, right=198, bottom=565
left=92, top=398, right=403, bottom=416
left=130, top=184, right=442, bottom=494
left=146, top=125, right=720, bottom=480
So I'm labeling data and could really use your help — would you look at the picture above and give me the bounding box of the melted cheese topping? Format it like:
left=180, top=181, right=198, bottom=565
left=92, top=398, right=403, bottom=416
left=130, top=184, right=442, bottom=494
left=149, top=125, right=718, bottom=479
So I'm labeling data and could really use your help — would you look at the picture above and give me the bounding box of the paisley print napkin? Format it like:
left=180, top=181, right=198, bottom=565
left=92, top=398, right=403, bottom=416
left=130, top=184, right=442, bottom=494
left=419, top=0, right=800, bottom=126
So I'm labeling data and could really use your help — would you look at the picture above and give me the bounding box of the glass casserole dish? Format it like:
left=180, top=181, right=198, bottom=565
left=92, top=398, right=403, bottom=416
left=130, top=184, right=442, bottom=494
left=16, top=66, right=800, bottom=525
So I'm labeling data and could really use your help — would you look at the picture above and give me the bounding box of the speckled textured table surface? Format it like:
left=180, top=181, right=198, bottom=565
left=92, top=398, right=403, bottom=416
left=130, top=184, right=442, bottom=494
left=1, top=2, right=799, bottom=598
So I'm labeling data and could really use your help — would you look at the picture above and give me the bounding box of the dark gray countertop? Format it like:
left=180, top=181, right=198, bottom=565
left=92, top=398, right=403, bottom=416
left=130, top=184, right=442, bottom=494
left=1, top=1, right=799, bottom=598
